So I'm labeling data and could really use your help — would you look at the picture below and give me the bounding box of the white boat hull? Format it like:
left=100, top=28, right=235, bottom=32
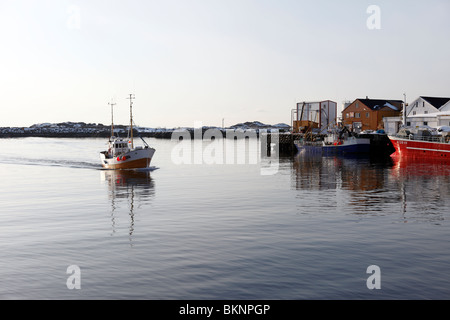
left=100, top=147, right=155, bottom=169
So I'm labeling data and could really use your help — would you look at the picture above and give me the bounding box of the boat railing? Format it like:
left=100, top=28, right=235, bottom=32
left=295, top=140, right=324, bottom=147
left=400, top=134, right=450, bottom=143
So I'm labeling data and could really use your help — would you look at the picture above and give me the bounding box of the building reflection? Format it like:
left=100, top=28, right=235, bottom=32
left=101, top=169, right=155, bottom=241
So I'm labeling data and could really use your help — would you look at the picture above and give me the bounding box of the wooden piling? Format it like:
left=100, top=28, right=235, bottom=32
left=262, top=132, right=301, bottom=156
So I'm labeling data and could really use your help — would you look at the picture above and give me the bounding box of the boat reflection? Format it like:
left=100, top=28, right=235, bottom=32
left=291, top=154, right=397, bottom=215
left=101, top=169, right=155, bottom=241
left=390, top=156, right=450, bottom=222
left=290, top=153, right=450, bottom=222
left=390, top=155, right=450, bottom=178
left=292, top=154, right=393, bottom=192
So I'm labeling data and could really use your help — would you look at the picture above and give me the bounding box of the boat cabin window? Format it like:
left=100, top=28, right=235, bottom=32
left=115, top=143, right=127, bottom=148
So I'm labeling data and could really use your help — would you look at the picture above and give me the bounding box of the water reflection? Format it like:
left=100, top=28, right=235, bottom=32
left=292, top=154, right=393, bottom=192
left=390, top=157, right=450, bottom=223
left=390, top=156, right=450, bottom=178
left=291, top=154, right=450, bottom=221
left=101, top=169, right=155, bottom=240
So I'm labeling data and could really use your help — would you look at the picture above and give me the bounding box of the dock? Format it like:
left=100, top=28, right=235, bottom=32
left=262, top=132, right=302, bottom=156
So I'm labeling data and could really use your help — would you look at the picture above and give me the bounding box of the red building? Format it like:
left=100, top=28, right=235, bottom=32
left=342, top=98, right=403, bottom=132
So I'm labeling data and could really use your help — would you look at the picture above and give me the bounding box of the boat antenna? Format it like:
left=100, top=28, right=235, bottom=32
left=108, top=99, right=116, bottom=138
left=127, top=93, right=135, bottom=148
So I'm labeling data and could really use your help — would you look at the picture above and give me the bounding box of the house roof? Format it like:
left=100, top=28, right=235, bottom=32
left=421, top=96, right=450, bottom=109
left=357, top=99, right=403, bottom=111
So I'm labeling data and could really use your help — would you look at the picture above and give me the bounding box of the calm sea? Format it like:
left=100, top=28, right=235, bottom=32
left=1, top=137, right=450, bottom=300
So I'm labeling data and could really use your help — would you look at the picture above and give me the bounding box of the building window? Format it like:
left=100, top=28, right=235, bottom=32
left=355, top=113, right=361, bottom=118
left=346, top=113, right=349, bottom=118
left=366, top=113, right=370, bottom=118
left=413, top=111, right=416, bottom=115
left=424, top=122, right=428, bottom=126
left=349, top=112, right=354, bottom=118
left=353, top=122, right=362, bottom=129
left=424, top=111, right=428, bottom=114
left=355, top=102, right=359, bottom=108
left=423, top=102, right=425, bottom=107
left=406, top=122, right=411, bottom=126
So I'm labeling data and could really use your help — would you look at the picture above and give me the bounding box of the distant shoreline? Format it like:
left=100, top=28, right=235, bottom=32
left=0, top=121, right=290, bottom=139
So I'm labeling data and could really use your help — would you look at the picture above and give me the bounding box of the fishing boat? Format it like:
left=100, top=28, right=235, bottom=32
left=389, top=126, right=450, bottom=161
left=100, top=94, right=156, bottom=170
left=295, top=128, right=371, bottom=155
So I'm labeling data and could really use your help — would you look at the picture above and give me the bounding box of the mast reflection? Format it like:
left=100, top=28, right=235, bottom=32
left=101, top=169, right=155, bottom=241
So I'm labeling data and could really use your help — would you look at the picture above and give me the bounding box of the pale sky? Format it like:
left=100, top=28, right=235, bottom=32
left=1, top=0, right=449, bottom=128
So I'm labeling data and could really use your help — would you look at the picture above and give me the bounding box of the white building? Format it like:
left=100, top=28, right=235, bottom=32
left=405, top=96, right=450, bottom=128
left=406, top=112, right=450, bottom=128
left=383, top=116, right=403, bottom=135
left=406, top=96, right=450, bottom=118
left=383, top=96, right=450, bottom=134
left=441, top=100, right=450, bottom=112
left=291, top=100, right=337, bottom=133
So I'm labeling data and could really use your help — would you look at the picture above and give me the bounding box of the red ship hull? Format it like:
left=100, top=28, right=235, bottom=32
left=390, top=136, right=450, bottom=161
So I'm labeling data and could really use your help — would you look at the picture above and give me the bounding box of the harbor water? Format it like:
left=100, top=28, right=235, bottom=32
left=1, top=137, right=450, bottom=299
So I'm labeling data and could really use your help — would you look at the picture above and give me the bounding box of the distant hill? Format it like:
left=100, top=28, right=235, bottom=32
left=229, top=121, right=290, bottom=130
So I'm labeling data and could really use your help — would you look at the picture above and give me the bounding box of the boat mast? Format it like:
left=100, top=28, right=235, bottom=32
left=127, top=93, right=135, bottom=149
left=403, top=93, right=407, bottom=127
left=108, top=99, right=116, bottom=137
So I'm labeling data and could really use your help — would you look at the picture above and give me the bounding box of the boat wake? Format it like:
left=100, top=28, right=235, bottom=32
left=133, top=166, right=159, bottom=172
left=1, top=156, right=160, bottom=172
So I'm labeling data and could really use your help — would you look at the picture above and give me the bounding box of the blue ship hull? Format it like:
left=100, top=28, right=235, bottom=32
left=295, top=137, right=371, bottom=155
left=322, top=142, right=371, bottom=154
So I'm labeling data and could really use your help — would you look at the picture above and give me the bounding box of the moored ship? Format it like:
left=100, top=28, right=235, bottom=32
left=389, top=126, right=450, bottom=161
left=100, top=94, right=156, bottom=169
left=295, top=127, right=371, bottom=155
